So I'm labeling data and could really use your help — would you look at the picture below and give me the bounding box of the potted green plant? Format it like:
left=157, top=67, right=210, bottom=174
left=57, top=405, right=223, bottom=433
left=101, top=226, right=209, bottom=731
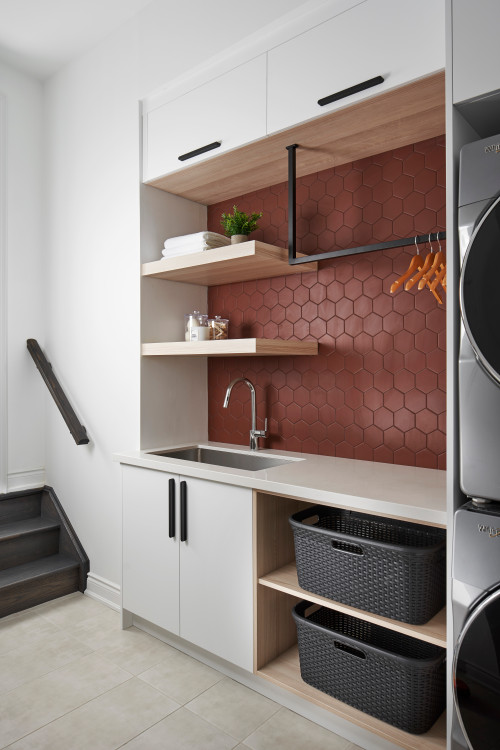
left=220, top=205, right=263, bottom=244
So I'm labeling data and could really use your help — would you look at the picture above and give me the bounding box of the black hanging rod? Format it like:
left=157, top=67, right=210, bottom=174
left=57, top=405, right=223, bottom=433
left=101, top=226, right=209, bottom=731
left=286, top=144, right=446, bottom=266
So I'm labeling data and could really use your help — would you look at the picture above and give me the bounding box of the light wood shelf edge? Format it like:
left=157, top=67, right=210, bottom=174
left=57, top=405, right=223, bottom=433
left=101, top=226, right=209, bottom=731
left=141, top=240, right=317, bottom=284
left=258, top=646, right=446, bottom=750
left=141, top=338, right=319, bottom=357
left=259, top=562, right=447, bottom=648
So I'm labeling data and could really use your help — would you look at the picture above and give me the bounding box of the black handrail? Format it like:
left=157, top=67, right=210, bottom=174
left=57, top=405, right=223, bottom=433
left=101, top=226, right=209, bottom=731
left=27, top=339, right=89, bottom=446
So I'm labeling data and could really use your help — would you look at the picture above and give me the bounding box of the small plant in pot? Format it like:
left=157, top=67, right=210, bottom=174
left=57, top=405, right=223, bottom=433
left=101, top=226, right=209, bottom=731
left=220, top=205, right=263, bottom=244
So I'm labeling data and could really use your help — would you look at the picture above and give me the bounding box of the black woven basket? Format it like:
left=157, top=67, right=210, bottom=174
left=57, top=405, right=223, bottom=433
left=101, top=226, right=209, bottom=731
left=290, top=506, right=446, bottom=624
left=293, top=602, right=446, bottom=734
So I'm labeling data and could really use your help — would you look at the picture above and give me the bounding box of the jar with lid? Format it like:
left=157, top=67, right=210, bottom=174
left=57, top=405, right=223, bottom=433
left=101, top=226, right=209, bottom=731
left=208, top=315, right=229, bottom=340
left=184, top=311, right=209, bottom=341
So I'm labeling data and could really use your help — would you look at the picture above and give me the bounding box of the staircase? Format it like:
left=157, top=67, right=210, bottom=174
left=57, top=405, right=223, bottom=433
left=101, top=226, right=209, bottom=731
left=0, top=487, right=89, bottom=618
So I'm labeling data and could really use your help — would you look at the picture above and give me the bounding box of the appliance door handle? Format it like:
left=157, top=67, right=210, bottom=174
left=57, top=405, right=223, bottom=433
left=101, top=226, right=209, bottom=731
left=178, top=141, right=221, bottom=162
left=168, top=478, right=175, bottom=538
left=317, top=75, right=384, bottom=107
left=180, top=481, right=187, bottom=542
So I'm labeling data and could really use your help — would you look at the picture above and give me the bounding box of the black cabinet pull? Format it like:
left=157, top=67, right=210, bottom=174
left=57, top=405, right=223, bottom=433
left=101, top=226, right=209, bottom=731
left=168, top=478, right=175, bottom=538
left=317, top=75, right=384, bottom=107
left=180, top=481, right=187, bottom=542
left=178, top=141, right=221, bottom=162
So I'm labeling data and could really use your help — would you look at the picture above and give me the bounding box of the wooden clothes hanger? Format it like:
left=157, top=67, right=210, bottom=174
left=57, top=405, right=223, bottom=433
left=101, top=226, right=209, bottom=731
left=390, top=237, right=424, bottom=294
left=405, top=235, right=435, bottom=290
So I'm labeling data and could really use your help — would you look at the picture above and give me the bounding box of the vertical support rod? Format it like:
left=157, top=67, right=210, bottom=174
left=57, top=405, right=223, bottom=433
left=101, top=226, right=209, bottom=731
left=286, top=144, right=298, bottom=262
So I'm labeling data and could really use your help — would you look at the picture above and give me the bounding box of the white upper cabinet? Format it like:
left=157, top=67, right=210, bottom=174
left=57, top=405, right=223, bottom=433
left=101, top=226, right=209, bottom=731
left=267, top=0, right=445, bottom=135
left=144, top=55, right=267, bottom=182
left=452, top=0, right=500, bottom=104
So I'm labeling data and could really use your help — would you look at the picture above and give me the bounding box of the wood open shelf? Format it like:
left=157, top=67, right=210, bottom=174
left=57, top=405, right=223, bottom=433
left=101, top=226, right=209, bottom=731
left=253, top=492, right=447, bottom=750
left=259, top=562, right=446, bottom=648
left=141, top=241, right=317, bottom=285
left=258, top=646, right=446, bottom=750
left=142, top=338, right=318, bottom=357
left=146, top=73, right=445, bottom=205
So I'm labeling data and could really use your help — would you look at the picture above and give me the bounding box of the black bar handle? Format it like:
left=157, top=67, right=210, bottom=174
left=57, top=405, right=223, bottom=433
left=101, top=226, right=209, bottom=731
left=318, top=75, right=384, bottom=108
left=168, top=478, right=175, bottom=539
left=180, top=481, right=187, bottom=542
left=178, top=141, right=221, bottom=162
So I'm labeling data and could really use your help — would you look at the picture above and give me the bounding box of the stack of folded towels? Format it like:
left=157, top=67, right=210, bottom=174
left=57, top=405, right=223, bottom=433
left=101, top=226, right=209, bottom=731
left=162, top=231, right=230, bottom=258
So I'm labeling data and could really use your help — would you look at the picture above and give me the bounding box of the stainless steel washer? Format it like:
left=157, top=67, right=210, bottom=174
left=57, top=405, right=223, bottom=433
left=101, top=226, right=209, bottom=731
left=452, top=501, right=500, bottom=749
left=459, top=134, right=500, bottom=501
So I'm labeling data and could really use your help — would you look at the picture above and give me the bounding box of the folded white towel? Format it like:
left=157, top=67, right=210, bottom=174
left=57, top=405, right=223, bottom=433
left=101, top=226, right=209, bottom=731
left=163, top=232, right=229, bottom=250
left=162, top=243, right=224, bottom=258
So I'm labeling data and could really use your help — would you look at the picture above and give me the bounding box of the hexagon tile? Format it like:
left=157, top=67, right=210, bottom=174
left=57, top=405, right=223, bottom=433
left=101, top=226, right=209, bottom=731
left=206, top=136, right=446, bottom=470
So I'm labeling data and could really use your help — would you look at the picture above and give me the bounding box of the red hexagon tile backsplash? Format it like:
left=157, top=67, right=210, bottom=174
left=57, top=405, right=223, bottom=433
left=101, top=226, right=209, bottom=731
left=206, top=136, right=446, bottom=470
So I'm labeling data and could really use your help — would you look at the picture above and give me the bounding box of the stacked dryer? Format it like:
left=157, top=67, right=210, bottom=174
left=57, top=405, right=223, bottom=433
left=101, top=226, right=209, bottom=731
left=453, top=135, right=500, bottom=748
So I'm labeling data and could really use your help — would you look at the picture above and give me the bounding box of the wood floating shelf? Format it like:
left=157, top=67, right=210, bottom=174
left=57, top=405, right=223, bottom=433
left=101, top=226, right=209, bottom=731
left=142, top=241, right=317, bottom=285
left=146, top=72, right=445, bottom=205
left=259, top=563, right=446, bottom=648
left=142, top=338, right=319, bottom=357
left=258, top=646, right=446, bottom=750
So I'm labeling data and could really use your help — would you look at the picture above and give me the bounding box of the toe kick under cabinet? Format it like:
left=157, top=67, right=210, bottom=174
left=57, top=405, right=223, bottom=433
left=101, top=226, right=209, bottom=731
left=122, top=464, right=253, bottom=671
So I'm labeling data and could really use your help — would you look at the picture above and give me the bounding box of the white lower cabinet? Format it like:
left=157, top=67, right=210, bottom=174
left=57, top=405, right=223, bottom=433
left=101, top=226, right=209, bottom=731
left=122, top=464, right=254, bottom=672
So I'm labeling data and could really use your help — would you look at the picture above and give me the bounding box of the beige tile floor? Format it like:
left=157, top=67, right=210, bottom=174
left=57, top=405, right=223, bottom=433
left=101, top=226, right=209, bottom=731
left=0, top=593, right=364, bottom=750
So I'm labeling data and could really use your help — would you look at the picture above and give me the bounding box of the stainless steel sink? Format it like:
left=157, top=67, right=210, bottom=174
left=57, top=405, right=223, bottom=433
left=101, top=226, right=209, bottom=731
left=147, top=446, right=295, bottom=471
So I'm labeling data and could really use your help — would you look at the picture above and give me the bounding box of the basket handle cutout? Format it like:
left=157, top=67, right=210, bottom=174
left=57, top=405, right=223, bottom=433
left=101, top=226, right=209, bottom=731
left=331, top=540, right=364, bottom=555
left=302, top=514, right=320, bottom=526
left=334, top=640, right=366, bottom=659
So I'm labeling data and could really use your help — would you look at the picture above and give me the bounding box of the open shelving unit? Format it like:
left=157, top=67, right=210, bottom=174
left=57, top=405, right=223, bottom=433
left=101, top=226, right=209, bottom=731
left=253, top=491, right=447, bottom=750
left=142, top=338, right=318, bottom=357
left=141, top=240, right=317, bottom=285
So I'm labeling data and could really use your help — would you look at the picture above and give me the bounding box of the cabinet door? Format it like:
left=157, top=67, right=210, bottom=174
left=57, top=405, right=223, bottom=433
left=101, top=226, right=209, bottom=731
left=179, top=477, right=253, bottom=672
left=144, top=55, right=266, bottom=182
left=452, top=0, right=500, bottom=103
left=267, top=0, right=445, bottom=135
left=122, top=465, right=180, bottom=634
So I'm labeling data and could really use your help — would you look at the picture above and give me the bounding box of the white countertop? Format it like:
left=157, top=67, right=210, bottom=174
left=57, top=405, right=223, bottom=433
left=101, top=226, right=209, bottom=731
left=114, top=442, right=447, bottom=527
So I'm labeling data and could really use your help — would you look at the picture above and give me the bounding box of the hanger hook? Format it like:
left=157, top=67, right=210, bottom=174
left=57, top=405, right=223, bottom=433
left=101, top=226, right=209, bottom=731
left=437, top=232, right=442, bottom=253
left=428, top=232, right=433, bottom=253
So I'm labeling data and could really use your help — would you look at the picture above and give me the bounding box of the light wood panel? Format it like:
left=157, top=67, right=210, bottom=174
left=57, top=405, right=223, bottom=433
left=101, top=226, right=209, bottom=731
left=146, top=72, right=445, bottom=205
left=259, top=563, right=447, bottom=648
left=256, top=488, right=447, bottom=529
left=258, top=646, right=446, bottom=750
left=142, top=241, right=317, bottom=285
left=141, top=339, right=319, bottom=357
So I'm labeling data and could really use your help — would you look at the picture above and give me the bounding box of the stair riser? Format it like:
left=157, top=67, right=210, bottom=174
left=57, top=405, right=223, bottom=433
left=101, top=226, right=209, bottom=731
left=0, top=496, right=41, bottom=524
left=0, top=530, right=60, bottom=572
left=0, top=568, right=80, bottom=619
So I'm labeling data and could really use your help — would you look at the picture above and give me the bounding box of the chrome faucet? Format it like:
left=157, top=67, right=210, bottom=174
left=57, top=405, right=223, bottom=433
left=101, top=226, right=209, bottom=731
left=223, top=377, right=268, bottom=450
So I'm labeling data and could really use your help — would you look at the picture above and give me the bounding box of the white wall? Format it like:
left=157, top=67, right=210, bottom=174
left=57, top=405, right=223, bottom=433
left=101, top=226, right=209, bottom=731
left=43, top=0, right=307, bottom=590
left=0, top=60, right=45, bottom=492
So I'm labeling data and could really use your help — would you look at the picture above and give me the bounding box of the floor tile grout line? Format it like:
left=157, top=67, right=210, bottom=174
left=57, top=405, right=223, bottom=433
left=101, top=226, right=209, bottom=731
left=0, top=675, right=139, bottom=750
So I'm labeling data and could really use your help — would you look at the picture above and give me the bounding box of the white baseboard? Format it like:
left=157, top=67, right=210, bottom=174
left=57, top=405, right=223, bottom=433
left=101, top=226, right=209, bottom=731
left=7, top=468, right=45, bottom=492
left=85, top=572, right=121, bottom=611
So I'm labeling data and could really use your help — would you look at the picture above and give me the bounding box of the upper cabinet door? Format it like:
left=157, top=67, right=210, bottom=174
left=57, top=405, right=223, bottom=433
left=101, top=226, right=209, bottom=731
left=144, top=55, right=267, bottom=183
left=267, top=0, right=445, bottom=135
left=452, top=0, right=500, bottom=103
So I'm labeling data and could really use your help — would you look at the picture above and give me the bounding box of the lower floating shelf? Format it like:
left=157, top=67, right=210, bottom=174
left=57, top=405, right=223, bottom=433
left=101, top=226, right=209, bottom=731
left=258, top=646, right=446, bottom=750
left=142, top=338, right=319, bottom=357
left=259, top=563, right=446, bottom=648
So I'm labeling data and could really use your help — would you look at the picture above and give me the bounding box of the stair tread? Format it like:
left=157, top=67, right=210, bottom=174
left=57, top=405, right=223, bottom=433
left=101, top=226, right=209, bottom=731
left=0, top=517, right=60, bottom=542
left=0, top=554, right=79, bottom=587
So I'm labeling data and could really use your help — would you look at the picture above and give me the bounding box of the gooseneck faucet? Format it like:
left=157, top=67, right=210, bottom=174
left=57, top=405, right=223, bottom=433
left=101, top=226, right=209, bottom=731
left=223, top=377, right=268, bottom=450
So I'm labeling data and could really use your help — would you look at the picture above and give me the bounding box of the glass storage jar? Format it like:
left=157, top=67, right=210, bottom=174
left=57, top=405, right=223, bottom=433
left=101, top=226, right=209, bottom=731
left=184, top=311, right=209, bottom=341
left=208, top=316, right=229, bottom=340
